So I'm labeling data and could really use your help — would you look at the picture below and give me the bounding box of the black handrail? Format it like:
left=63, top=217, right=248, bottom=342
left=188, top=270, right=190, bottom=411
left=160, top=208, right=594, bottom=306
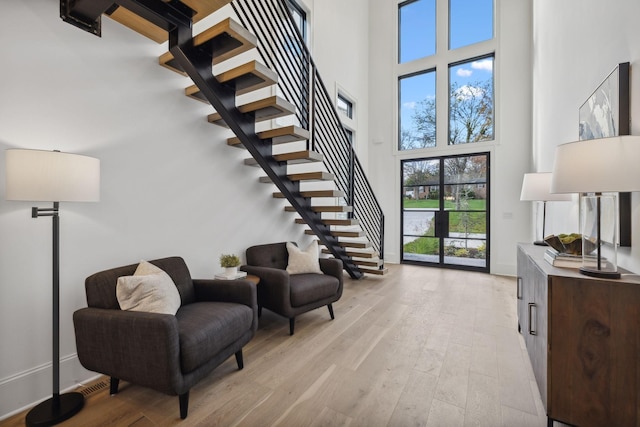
left=232, top=0, right=384, bottom=261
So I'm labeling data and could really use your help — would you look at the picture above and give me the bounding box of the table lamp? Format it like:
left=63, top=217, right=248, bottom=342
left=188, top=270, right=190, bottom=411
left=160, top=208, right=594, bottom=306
left=551, top=135, right=640, bottom=279
left=520, top=172, right=572, bottom=245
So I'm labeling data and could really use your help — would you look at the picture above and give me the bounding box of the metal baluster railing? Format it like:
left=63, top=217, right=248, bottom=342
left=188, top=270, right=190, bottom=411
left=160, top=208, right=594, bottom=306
left=232, top=0, right=384, bottom=266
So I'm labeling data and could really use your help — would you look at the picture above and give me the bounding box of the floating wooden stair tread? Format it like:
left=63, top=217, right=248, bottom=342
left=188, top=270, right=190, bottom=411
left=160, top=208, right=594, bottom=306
left=359, top=267, right=388, bottom=275
left=274, top=190, right=345, bottom=198
left=183, top=61, right=277, bottom=101
left=159, top=18, right=257, bottom=74
left=260, top=126, right=310, bottom=144
left=228, top=125, right=310, bottom=148
left=184, top=0, right=233, bottom=22
left=194, top=17, right=256, bottom=63
left=322, top=248, right=378, bottom=258
left=276, top=150, right=324, bottom=164
left=185, top=84, right=209, bottom=103
left=287, top=171, right=334, bottom=182
left=285, top=205, right=353, bottom=213
left=339, top=241, right=371, bottom=249
left=244, top=151, right=323, bottom=166
left=107, top=7, right=166, bottom=43
left=209, top=96, right=295, bottom=127
left=296, top=218, right=360, bottom=226
left=305, top=229, right=365, bottom=238
left=353, top=259, right=384, bottom=268
left=259, top=171, right=334, bottom=183
left=111, top=1, right=233, bottom=44
left=218, top=61, right=277, bottom=96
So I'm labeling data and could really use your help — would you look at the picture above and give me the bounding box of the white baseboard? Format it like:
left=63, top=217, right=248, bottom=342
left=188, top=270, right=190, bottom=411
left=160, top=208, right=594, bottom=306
left=0, top=354, right=97, bottom=421
left=491, top=262, right=516, bottom=276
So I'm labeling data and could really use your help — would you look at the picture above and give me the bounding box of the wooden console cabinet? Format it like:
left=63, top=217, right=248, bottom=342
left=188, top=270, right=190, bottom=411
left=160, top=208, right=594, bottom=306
left=517, top=243, right=640, bottom=427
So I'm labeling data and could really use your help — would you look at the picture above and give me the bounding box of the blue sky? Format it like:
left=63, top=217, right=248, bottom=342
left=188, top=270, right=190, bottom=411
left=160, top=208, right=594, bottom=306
left=399, top=0, right=494, bottom=147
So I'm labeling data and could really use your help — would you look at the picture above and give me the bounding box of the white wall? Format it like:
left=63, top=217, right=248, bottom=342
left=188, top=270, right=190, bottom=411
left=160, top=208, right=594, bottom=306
left=533, top=0, right=640, bottom=273
left=367, top=0, right=533, bottom=274
left=294, top=0, right=370, bottom=164
left=0, top=0, right=324, bottom=418
left=310, top=0, right=370, bottom=166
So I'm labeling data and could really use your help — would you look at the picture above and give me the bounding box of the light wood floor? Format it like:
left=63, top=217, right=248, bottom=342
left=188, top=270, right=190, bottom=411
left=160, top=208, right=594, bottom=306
left=2, top=264, right=549, bottom=427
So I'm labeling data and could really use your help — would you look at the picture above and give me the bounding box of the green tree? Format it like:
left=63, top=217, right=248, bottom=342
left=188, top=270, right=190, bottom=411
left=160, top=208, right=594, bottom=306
left=408, top=98, right=436, bottom=149
left=449, top=80, right=494, bottom=145
left=405, top=79, right=493, bottom=149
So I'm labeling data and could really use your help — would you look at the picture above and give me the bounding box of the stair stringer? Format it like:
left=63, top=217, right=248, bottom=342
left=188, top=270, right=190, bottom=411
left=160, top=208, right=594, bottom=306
left=167, top=27, right=364, bottom=279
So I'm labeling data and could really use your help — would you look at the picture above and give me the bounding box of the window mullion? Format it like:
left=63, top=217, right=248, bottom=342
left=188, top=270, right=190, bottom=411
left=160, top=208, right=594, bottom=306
left=435, top=0, right=448, bottom=149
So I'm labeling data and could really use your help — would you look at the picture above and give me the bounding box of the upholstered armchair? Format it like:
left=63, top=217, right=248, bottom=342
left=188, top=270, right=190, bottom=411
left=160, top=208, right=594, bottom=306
left=241, top=242, right=343, bottom=335
left=73, top=257, right=257, bottom=419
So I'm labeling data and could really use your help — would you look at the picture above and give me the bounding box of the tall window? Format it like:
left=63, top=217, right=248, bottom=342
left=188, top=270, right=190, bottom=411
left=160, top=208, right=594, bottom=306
left=399, top=70, right=436, bottom=150
left=337, top=94, right=353, bottom=119
left=286, top=0, right=307, bottom=42
left=398, top=0, right=495, bottom=150
left=337, top=91, right=356, bottom=146
left=449, top=55, right=494, bottom=144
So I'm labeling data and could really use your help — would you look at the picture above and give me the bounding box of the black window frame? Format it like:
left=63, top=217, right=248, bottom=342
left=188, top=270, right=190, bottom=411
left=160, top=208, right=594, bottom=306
left=286, top=0, right=307, bottom=42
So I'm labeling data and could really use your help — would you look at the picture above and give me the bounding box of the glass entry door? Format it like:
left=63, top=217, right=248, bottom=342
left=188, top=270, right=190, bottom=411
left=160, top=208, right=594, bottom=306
left=401, top=153, right=489, bottom=271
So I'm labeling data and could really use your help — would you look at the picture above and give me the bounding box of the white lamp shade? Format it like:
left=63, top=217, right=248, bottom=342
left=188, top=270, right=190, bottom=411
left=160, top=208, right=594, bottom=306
left=5, top=149, right=100, bottom=202
left=520, top=172, right=572, bottom=201
left=551, top=135, right=640, bottom=194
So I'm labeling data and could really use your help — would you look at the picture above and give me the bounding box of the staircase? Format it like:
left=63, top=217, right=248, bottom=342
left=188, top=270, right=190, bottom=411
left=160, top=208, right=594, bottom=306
left=61, top=0, right=386, bottom=278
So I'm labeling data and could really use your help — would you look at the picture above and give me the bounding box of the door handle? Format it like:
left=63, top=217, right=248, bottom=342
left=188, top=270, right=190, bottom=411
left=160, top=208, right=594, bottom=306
left=517, top=277, right=522, bottom=300
left=434, top=210, right=450, bottom=238
left=528, top=303, right=537, bottom=335
left=442, top=210, right=449, bottom=238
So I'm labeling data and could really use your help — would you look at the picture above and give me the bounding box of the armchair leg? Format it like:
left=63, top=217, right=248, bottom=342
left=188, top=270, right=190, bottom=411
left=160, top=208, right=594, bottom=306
left=110, top=377, right=119, bottom=395
left=235, top=349, right=244, bottom=370
left=179, top=392, right=189, bottom=419
left=289, top=317, right=295, bottom=335
left=328, top=304, right=335, bottom=320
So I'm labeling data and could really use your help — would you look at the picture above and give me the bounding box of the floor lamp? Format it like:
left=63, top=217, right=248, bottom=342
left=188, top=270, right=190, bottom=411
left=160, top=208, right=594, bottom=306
left=551, top=135, right=640, bottom=279
left=520, top=172, right=571, bottom=245
left=5, top=149, right=100, bottom=426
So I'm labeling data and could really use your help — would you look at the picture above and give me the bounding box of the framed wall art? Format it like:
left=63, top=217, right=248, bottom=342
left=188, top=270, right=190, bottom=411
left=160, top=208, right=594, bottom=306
left=579, top=62, right=631, bottom=246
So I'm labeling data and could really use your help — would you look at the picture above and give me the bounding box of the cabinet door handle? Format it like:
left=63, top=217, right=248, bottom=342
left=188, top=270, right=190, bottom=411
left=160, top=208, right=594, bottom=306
left=517, top=277, right=523, bottom=300
left=528, top=303, right=537, bottom=335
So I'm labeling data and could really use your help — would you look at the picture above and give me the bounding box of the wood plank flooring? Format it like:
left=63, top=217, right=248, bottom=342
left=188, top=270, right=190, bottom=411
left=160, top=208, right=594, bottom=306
left=1, top=264, right=550, bottom=427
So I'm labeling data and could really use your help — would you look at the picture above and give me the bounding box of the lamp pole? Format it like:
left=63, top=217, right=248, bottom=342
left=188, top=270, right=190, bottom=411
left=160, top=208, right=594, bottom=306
left=25, top=202, right=84, bottom=427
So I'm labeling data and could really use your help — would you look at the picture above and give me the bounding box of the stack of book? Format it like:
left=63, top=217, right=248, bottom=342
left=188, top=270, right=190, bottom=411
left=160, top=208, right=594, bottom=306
left=543, top=248, right=602, bottom=268
left=214, top=271, right=248, bottom=280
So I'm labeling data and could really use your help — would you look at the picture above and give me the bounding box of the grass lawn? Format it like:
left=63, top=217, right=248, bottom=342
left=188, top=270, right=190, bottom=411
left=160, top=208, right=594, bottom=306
left=449, top=211, right=486, bottom=234
left=404, top=236, right=439, bottom=255
left=403, top=199, right=487, bottom=210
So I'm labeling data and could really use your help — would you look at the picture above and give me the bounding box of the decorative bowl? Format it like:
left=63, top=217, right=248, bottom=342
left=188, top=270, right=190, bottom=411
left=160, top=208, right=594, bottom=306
left=544, top=234, right=597, bottom=256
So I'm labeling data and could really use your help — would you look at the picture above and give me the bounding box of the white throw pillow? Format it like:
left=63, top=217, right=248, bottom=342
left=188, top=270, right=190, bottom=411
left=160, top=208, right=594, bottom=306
left=286, top=241, right=322, bottom=275
left=116, top=261, right=181, bottom=315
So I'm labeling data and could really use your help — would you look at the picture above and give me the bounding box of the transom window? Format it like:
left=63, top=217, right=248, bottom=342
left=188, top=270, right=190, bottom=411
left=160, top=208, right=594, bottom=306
left=397, top=0, right=495, bottom=151
left=449, top=0, right=494, bottom=50
left=399, top=0, right=436, bottom=63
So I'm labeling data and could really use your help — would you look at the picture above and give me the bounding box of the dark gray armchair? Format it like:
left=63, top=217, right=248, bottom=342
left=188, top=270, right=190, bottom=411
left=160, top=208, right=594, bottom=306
left=73, top=256, right=257, bottom=419
left=241, top=242, right=343, bottom=335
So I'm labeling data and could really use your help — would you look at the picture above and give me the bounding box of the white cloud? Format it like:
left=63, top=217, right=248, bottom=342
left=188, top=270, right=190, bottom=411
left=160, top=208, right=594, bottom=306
left=457, top=68, right=473, bottom=77
left=471, top=59, right=493, bottom=72
left=403, top=101, right=417, bottom=109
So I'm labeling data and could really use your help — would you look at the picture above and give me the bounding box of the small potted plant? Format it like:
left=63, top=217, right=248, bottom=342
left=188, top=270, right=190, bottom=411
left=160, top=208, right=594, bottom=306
left=220, top=253, right=241, bottom=277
